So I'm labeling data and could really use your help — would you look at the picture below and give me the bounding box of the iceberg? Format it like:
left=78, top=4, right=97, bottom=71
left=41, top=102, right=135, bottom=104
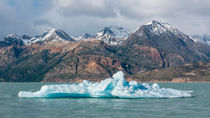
left=18, top=71, right=192, bottom=98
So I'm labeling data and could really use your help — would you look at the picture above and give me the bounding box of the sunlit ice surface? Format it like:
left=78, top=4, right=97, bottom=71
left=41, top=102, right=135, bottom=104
left=18, top=71, right=192, bottom=98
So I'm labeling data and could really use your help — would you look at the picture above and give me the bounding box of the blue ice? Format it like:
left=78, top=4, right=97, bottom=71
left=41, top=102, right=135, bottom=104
left=18, top=71, right=192, bottom=98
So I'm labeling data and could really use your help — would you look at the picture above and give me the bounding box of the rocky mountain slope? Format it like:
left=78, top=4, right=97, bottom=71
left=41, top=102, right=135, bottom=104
left=0, top=20, right=209, bottom=82
left=123, top=21, right=210, bottom=67
left=130, top=61, right=210, bottom=82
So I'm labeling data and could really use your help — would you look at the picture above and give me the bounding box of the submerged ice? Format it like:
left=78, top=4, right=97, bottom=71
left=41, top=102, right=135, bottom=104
left=18, top=71, right=192, bottom=98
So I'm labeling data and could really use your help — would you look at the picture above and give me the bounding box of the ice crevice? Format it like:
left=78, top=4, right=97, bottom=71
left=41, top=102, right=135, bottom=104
left=18, top=71, right=192, bottom=98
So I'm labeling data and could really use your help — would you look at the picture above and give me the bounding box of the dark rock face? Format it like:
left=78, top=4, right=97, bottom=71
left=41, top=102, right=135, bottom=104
left=82, top=33, right=94, bottom=39
left=21, top=35, right=31, bottom=40
left=0, top=21, right=209, bottom=82
left=103, top=27, right=115, bottom=36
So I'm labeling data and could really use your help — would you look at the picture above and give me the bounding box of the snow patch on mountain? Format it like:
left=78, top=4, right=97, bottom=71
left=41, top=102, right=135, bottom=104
left=3, top=34, right=24, bottom=45
left=96, top=26, right=130, bottom=45
left=75, top=33, right=95, bottom=41
left=96, top=26, right=130, bottom=39
left=5, top=28, right=76, bottom=45
left=6, top=34, right=21, bottom=39
left=146, top=21, right=178, bottom=34
left=192, top=34, right=210, bottom=46
left=76, top=26, right=130, bottom=45
left=144, top=20, right=190, bottom=40
left=30, top=28, right=75, bottom=44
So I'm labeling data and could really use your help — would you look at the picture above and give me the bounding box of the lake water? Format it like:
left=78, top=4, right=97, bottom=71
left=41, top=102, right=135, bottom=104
left=0, top=83, right=210, bottom=118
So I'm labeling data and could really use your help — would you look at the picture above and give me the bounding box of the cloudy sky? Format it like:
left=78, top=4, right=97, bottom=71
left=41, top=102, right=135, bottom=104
left=0, top=0, right=210, bottom=37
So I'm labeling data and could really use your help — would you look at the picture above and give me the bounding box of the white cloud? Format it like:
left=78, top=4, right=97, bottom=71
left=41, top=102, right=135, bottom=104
left=1, top=0, right=210, bottom=36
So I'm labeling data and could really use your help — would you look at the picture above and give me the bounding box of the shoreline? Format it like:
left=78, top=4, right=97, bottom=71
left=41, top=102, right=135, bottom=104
left=1, top=80, right=210, bottom=83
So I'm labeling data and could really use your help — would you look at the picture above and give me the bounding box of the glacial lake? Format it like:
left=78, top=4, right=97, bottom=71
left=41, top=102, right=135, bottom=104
left=0, top=83, right=210, bottom=118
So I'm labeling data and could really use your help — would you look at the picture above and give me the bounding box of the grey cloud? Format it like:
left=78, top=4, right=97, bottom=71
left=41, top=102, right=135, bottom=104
left=0, top=0, right=50, bottom=36
left=56, top=0, right=116, bottom=18
left=47, top=0, right=210, bottom=35
left=1, top=0, right=210, bottom=37
left=33, top=19, right=52, bottom=26
left=0, top=1, right=32, bottom=36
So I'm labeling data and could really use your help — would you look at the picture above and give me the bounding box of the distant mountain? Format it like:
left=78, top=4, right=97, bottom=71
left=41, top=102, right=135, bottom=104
left=191, top=34, right=210, bottom=46
left=76, top=26, right=130, bottom=45
left=75, top=33, right=95, bottom=41
left=4, top=34, right=23, bottom=45
left=29, top=28, right=75, bottom=44
left=95, top=26, right=130, bottom=45
left=2, top=28, right=75, bottom=45
left=0, top=21, right=209, bottom=82
left=96, top=26, right=130, bottom=38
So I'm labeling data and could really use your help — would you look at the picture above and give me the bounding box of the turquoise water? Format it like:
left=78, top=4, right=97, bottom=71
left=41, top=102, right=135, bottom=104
left=0, top=83, right=210, bottom=118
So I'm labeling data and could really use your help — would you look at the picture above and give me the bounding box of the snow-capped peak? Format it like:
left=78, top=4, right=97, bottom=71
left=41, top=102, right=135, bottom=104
left=6, top=34, right=21, bottom=40
left=95, top=26, right=130, bottom=45
left=40, top=28, right=57, bottom=40
left=146, top=21, right=153, bottom=25
left=29, top=28, right=75, bottom=44
left=142, top=20, right=190, bottom=40
left=145, top=20, right=178, bottom=34
left=42, top=28, right=74, bottom=41
left=75, top=33, right=95, bottom=41
left=97, top=25, right=130, bottom=39
left=3, top=34, right=23, bottom=45
left=45, top=28, right=56, bottom=32
left=75, top=26, right=130, bottom=45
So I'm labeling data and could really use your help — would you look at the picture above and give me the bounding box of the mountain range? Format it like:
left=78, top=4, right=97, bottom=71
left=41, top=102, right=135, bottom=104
left=0, top=20, right=209, bottom=82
